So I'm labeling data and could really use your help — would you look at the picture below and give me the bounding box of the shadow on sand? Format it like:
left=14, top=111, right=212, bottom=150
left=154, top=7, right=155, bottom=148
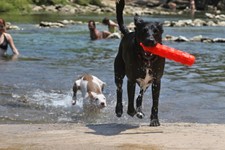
left=86, top=123, right=139, bottom=136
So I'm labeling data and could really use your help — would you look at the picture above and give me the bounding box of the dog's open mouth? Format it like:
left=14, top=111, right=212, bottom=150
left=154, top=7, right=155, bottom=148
left=98, top=105, right=106, bottom=109
left=141, top=41, right=157, bottom=47
left=140, top=42, right=156, bottom=50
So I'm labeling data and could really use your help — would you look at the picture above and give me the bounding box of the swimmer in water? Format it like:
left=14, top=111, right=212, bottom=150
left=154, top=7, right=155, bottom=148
left=102, top=17, right=118, bottom=33
left=88, top=20, right=111, bottom=40
left=0, top=18, right=19, bottom=58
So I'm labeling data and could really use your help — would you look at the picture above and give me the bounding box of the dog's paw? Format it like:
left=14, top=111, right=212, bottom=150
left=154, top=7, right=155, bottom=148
left=136, top=112, right=145, bottom=119
left=149, top=119, right=160, bottom=127
left=72, top=100, right=76, bottom=105
left=115, top=103, right=123, bottom=117
left=127, top=110, right=136, bottom=117
left=136, top=107, right=145, bottom=119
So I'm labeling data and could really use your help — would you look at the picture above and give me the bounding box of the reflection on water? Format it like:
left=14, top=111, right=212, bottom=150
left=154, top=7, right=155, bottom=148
left=1, top=15, right=225, bottom=124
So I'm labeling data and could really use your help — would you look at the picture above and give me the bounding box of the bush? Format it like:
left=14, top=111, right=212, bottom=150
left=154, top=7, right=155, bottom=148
left=32, top=0, right=54, bottom=5
left=52, top=0, right=68, bottom=5
left=0, top=0, right=104, bottom=13
left=32, top=0, right=68, bottom=5
left=75, top=0, right=88, bottom=6
left=0, top=2, right=14, bottom=12
left=12, top=0, right=31, bottom=11
left=75, top=0, right=103, bottom=6
left=0, top=0, right=31, bottom=13
left=90, top=0, right=103, bottom=6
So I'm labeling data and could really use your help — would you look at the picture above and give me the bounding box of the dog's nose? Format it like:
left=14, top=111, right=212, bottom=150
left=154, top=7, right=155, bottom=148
left=143, top=38, right=156, bottom=47
left=147, top=39, right=156, bottom=46
left=100, top=102, right=106, bottom=107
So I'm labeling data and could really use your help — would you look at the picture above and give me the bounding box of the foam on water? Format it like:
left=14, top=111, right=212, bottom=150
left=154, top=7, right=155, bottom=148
left=29, top=89, right=83, bottom=108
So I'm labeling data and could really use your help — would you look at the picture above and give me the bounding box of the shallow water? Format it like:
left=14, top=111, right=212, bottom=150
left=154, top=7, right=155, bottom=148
left=1, top=14, right=225, bottom=124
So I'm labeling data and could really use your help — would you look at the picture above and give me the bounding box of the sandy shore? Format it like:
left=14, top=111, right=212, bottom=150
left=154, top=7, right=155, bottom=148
left=1, top=123, right=225, bottom=150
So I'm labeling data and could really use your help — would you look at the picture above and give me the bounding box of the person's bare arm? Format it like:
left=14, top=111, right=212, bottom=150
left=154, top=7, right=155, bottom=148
left=6, top=33, right=19, bottom=55
left=110, top=20, right=119, bottom=27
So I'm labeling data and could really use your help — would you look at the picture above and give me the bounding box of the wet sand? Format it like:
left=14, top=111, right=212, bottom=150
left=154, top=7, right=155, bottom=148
left=1, top=123, right=225, bottom=150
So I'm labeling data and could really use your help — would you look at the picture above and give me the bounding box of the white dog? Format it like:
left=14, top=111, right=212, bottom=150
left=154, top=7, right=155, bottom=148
left=72, top=74, right=106, bottom=109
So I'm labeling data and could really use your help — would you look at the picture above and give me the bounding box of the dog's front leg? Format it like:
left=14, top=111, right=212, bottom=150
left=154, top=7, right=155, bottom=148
left=136, top=89, right=145, bottom=119
left=72, top=83, right=78, bottom=105
left=115, top=75, right=124, bottom=117
left=114, top=53, right=125, bottom=117
left=150, top=79, right=161, bottom=126
left=127, top=80, right=136, bottom=117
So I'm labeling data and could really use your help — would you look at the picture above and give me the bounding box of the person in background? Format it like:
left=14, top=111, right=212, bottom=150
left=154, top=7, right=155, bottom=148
left=88, top=20, right=111, bottom=40
left=190, top=0, right=196, bottom=17
left=163, top=0, right=196, bottom=16
left=190, top=0, right=196, bottom=11
left=102, top=17, right=118, bottom=33
left=0, top=18, right=19, bottom=58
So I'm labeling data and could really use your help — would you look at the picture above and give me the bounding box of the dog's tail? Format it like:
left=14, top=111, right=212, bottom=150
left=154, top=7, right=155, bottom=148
left=116, top=0, right=129, bottom=35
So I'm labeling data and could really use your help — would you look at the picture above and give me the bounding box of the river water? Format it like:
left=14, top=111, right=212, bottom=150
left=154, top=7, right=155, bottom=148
left=0, top=14, right=225, bottom=124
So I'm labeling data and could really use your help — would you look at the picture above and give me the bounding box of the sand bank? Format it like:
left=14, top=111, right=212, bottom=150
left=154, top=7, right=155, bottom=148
left=1, top=123, right=225, bottom=150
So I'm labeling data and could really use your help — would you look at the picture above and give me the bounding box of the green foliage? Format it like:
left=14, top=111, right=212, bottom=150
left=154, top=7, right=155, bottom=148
left=0, top=2, right=14, bottom=12
left=32, top=0, right=54, bottom=5
left=32, top=0, right=68, bottom=5
left=75, top=0, right=103, bottom=7
left=90, top=0, right=103, bottom=6
left=0, top=0, right=103, bottom=13
left=52, top=0, right=68, bottom=5
left=75, top=0, right=88, bottom=6
left=0, top=0, right=31, bottom=13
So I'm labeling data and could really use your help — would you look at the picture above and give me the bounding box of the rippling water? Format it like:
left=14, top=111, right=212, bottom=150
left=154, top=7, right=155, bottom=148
left=1, top=15, right=225, bottom=124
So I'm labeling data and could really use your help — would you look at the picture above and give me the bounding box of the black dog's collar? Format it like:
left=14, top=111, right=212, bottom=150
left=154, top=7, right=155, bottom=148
left=137, top=52, right=154, bottom=68
left=136, top=40, right=158, bottom=67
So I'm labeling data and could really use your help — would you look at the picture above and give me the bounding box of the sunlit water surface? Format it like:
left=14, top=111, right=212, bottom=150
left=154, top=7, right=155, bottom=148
left=0, top=14, right=225, bottom=124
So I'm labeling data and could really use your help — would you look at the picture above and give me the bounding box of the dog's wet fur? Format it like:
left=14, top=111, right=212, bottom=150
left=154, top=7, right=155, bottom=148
left=114, top=0, right=165, bottom=126
left=72, top=74, right=106, bottom=109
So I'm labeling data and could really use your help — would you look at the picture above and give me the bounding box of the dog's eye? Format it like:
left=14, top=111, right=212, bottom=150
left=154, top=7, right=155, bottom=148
left=95, top=98, right=99, bottom=101
left=142, top=27, right=148, bottom=33
left=153, top=28, right=158, bottom=33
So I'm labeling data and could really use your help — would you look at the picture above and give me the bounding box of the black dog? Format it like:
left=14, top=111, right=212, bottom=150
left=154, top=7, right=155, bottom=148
left=114, top=0, right=165, bottom=126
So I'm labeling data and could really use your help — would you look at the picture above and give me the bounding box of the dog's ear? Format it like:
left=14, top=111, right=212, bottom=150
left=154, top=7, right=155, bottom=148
left=90, top=92, right=98, bottom=99
left=101, top=82, right=106, bottom=92
left=134, top=14, right=144, bottom=27
left=156, top=22, right=164, bottom=34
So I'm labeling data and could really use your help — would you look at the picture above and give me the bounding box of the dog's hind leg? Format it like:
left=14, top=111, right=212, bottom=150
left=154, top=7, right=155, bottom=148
left=114, top=53, right=125, bottom=117
left=72, top=79, right=81, bottom=105
left=127, top=80, right=137, bottom=117
left=72, top=83, right=78, bottom=105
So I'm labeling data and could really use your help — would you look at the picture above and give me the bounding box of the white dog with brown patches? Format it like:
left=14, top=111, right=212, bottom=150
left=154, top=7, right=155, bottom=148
left=72, top=74, right=106, bottom=109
